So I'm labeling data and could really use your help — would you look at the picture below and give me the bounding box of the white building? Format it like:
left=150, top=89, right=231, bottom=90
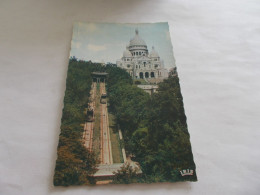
left=116, top=29, right=168, bottom=79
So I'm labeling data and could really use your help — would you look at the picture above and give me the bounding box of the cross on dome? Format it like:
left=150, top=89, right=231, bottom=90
left=150, top=46, right=159, bottom=58
left=129, top=29, right=146, bottom=46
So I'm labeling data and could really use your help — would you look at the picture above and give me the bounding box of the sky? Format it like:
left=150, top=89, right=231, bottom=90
left=70, top=22, right=176, bottom=69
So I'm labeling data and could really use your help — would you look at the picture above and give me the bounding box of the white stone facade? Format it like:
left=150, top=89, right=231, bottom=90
left=116, top=29, right=168, bottom=79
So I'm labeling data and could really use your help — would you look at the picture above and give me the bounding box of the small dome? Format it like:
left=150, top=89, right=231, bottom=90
left=123, top=49, right=132, bottom=57
left=129, top=29, right=147, bottom=46
left=149, top=46, right=159, bottom=58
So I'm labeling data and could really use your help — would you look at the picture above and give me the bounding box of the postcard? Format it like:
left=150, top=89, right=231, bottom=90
left=54, top=22, right=197, bottom=186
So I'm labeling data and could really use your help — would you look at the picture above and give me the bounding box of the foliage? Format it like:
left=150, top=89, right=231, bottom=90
left=112, top=163, right=141, bottom=184
left=107, top=72, right=197, bottom=183
left=54, top=57, right=197, bottom=185
left=54, top=58, right=103, bottom=186
left=134, top=80, right=141, bottom=85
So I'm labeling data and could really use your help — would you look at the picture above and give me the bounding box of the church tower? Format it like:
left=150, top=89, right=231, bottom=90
left=116, top=29, right=168, bottom=79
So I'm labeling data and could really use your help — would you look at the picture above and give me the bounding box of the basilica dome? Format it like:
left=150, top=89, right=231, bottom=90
left=129, top=29, right=147, bottom=46
left=149, top=46, right=160, bottom=58
left=123, top=49, right=132, bottom=57
left=116, top=29, right=168, bottom=80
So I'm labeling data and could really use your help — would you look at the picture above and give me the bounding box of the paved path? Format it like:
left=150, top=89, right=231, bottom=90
left=83, top=82, right=96, bottom=151
left=100, top=82, right=113, bottom=164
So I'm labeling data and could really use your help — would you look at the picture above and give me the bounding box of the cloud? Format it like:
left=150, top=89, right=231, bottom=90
left=78, top=22, right=97, bottom=32
left=87, top=23, right=97, bottom=32
left=87, top=44, right=106, bottom=52
left=166, top=31, right=171, bottom=41
left=71, top=40, right=82, bottom=49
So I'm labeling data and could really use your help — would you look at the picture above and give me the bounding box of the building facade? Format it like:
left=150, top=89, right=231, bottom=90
left=116, top=29, right=168, bottom=79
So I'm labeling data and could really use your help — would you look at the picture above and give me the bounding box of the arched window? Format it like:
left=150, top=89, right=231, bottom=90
left=136, top=65, right=138, bottom=69
left=143, top=62, right=146, bottom=67
left=145, top=72, right=149, bottom=78
left=139, top=72, right=143, bottom=79
left=151, top=72, right=155, bottom=78
left=139, top=52, right=141, bottom=55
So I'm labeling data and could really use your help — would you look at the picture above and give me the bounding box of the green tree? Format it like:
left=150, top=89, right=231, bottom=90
left=54, top=58, right=103, bottom=186
left=112, top=163, right=140, bottom=184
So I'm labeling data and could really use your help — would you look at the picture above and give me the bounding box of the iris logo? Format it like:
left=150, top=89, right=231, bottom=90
left=180, top=169, right=194, bottom=176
